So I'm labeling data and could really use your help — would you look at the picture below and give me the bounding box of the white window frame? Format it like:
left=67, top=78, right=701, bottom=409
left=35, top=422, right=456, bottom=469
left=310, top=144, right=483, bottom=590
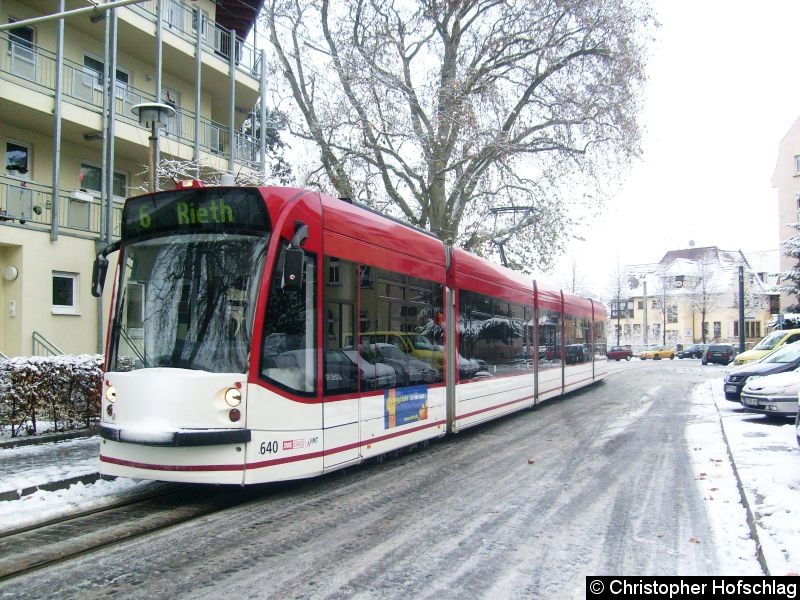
left=83, top=52, right=131, bottom=92
left=52, top=271, right=79, bottom=315
left=795, top=155, right=800, bottom=174
left=79, top=161, right=128, bottom=200
left=5, top=139, right=31, bottom=179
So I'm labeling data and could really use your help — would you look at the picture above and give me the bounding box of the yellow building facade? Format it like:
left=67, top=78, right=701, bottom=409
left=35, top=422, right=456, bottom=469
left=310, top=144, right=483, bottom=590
left=1, top=0, right=264, bottom=356
left=609, top=247, right=778, bottom=352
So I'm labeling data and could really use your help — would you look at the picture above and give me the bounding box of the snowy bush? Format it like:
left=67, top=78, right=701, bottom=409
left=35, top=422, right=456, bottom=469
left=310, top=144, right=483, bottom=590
left=0, top=354, right=103, bottom=437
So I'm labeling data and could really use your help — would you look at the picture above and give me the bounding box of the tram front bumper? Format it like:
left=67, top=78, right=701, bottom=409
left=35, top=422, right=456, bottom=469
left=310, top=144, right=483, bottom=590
left=99, top=424, right=251, bottom=447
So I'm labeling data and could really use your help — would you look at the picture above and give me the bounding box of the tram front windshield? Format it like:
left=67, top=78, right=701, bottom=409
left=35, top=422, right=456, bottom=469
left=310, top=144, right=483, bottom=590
left=109, top=233, right=267, bottom=373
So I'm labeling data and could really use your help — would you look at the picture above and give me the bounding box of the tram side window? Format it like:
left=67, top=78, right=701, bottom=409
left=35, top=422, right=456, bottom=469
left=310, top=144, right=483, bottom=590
left=538, top=308, right=561, bottom=369
left=459, top=290, right=530, bottom=377
left=324, top=256, right=359, bottom=395
left=594, top=320, right=607, bottom=358
left=260, top=244, right=317, bottom=394
left=564, top=315, right=592, bottom=364
left=359, top=267, right=443, bottom=387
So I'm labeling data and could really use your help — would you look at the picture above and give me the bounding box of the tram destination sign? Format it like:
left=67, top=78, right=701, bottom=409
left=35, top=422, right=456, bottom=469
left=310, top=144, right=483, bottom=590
left=121, top=188, right=270, bottom=239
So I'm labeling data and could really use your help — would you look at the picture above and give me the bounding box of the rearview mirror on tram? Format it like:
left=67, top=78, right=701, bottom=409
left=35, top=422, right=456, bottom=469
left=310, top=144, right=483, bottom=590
left=281, top=222, right=308, bottom=291
left=91, top=256, right=109, bottom=298
left=282, top=246, right=305, bottom=291
left=91, top=241, right=121, bottom=298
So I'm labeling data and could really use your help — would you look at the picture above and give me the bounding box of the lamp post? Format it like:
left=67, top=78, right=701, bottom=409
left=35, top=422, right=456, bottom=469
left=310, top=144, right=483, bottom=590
left=131, top=102, right=176, bottom=192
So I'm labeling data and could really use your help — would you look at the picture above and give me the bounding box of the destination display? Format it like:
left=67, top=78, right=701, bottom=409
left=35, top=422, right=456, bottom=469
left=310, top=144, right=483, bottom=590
left=121, top=188, right=271, bottom=239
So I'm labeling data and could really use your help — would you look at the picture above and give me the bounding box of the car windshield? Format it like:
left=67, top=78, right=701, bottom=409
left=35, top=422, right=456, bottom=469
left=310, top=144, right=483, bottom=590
left=753, top=331, right=786, bottom=351
left=765, top=343, right=800, bottom=363
left=408, top=334, right=436, bottom=351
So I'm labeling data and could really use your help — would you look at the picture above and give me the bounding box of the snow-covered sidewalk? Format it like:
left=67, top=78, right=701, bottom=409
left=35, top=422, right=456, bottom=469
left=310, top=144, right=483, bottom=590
left=0, top=378, right=797, bottom=574
left=692, top=378, right=800, bottom=575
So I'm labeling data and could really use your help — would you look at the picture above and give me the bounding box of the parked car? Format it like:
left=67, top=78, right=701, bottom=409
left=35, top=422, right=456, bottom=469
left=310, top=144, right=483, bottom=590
left=677, top=344, right=707, bottom=359
left=739, top=369, right=800, bottom=418
left=340, top=350, right=397, bottom=390
left=368, top=343, right=440, bottom=386
left=796, top=410, right=800, bottom=448
left=639, top=345, right=675, bottom=360
left=565, top=344, right=587, bottom=364
left=607, top=346, right=633, bottom=361
left=732, top=328, right=800, bottom=365
left=361, top=331, right=443, bottom=369
left=723, top=342, right=800, bottom=401
left=701, top=344, right=736, bottom=365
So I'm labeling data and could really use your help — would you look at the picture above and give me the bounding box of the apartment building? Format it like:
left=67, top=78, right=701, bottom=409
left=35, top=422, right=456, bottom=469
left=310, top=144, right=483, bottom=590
left=1, top=0, right=265, bottom=357
left=608, top=246, right=779, bottom=351
left=773, top=115, right=800, bottom=311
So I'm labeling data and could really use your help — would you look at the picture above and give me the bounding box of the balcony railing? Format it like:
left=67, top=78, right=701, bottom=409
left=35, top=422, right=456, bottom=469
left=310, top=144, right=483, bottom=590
left=129, top=0, right=263, bottom=78
left=1, top=33, right=263, bottom=170
left=0, top=177, right=123, bottom=240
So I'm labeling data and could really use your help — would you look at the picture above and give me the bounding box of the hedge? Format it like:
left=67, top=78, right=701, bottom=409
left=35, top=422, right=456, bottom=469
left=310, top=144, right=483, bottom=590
left=0, top=354, right=104, bottom=437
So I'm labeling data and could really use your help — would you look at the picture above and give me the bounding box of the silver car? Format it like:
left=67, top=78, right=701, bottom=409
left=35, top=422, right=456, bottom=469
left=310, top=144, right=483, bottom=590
left=739, top=369, right=800, bottom=417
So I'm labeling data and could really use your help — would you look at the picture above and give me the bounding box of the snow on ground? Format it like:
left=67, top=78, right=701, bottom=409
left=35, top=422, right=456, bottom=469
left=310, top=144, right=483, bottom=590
left=0, top=378, right=797, bottom=575
left=0, top=478, right=155, bottom=533
left=694, top=379, right=800, bottom=576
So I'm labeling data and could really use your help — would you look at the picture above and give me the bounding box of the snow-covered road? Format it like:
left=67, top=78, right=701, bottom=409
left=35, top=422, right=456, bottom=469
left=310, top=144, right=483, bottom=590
left=0, top=361, right=800, bottom=598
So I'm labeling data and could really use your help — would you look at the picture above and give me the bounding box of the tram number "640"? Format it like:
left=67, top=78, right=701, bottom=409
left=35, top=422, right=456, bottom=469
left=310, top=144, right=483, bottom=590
left=259, top=441, right=278, bottom=454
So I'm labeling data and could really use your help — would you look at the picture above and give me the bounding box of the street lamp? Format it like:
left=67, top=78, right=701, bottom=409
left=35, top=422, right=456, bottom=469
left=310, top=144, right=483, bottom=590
left=131, top=102, right=175, bottom=192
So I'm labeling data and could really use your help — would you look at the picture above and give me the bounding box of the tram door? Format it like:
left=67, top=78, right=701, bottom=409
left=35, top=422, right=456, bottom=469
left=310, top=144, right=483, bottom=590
left=323, top=257, right=361, bottom=468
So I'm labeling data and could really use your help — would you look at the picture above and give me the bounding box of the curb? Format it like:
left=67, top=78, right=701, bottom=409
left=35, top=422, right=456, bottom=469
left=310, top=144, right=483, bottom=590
left=0, top=472, right=114, bottom=502
left=710, top=384, right=770, bottom=576
left=0, top=428, right=98, bottom=450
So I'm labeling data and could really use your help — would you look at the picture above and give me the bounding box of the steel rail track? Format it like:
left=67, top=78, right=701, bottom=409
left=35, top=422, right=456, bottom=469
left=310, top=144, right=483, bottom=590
left=0, top=483, right=264, bottom=582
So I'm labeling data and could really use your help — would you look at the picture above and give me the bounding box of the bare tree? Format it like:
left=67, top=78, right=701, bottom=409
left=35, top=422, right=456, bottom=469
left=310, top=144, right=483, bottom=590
left=264, top=0, right=652, bottom=270
left=650, top=266, right=670, bottom=346
left=687, top=253, right=721, bottom=344
left=559, top=256, right=592, bottom=297
left=607, top=260, right=627, bottom=347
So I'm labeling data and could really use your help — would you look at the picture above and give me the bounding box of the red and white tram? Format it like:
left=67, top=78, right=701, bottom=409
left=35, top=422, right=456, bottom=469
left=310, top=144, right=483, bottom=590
left=93, top=184, right=607, bottom=484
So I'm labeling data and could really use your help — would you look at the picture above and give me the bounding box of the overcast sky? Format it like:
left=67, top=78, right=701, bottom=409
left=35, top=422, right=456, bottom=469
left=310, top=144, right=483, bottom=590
left=547, top=0, right=800, bottom=297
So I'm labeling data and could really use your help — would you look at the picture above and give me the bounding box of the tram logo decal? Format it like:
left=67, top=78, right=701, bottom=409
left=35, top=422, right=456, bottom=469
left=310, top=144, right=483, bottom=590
left=384, top=386, right=428, bottom=429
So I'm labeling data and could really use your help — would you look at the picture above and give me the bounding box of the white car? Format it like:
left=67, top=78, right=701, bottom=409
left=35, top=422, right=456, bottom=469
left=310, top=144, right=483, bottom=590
left=341, top=350, right=397, bottom=390
left=739, top=369, right=800, bottom=417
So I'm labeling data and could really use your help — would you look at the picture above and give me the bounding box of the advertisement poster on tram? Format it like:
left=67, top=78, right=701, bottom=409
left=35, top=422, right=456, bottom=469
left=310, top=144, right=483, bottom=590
left=384, top=386, right=428, bottom=428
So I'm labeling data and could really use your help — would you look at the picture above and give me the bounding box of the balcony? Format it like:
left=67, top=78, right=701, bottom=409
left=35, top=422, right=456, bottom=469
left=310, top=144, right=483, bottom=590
left=0, top=32, right=263, bottom=171
left=0, top=176, right=122, bottom=240
left=129, top=0, right=263, bottom=79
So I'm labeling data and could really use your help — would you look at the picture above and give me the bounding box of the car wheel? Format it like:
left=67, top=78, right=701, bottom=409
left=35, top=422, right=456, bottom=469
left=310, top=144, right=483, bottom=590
left=670, top=355, right=674, bottom=360
left=625, top=355, right=631, bottom=361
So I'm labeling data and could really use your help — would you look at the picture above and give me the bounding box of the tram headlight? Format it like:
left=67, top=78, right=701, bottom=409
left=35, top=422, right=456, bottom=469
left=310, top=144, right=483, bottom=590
left=105, top=385, right=117, bottom=403
left=224, top=387, right=242, bottom=407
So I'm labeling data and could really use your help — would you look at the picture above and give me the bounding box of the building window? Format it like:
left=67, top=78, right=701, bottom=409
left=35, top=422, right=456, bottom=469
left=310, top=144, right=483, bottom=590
left=80, top=163, right=127, bottom=198
left=637, top=301, right=643, bottom=310
left=52, top=272, right=79, bottom=314
left=83, top=54, right=129, bottom=88
left=7, top=23, right=35, bottom=79
left=795, top=155, right=800, bottom=174
left=5, top=140, right=30, bottom=177
left=667, top=305, right=678, bottom=324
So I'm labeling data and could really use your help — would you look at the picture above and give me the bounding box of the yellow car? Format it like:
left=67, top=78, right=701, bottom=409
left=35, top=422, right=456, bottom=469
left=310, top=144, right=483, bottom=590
left=639, top=345, right=675, bottom=360
left=732, top=329, right=800, bottom=365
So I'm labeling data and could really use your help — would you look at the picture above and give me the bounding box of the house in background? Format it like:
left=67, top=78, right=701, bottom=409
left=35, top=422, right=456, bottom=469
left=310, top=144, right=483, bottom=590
left=609, top=246, right=779, bottom=352
left=773, top=115, right=800, bottom=311
left=0, top=0, right=266, bottom=357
